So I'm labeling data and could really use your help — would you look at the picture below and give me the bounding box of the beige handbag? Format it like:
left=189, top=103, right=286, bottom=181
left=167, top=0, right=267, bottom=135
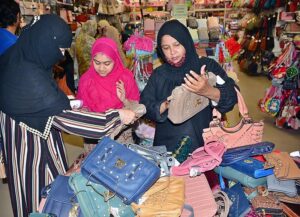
left=131, top=176, right=185, bottom=217
left=167, top=72, right=217, bottom=124
left=19, top=0, right=39, bottom=16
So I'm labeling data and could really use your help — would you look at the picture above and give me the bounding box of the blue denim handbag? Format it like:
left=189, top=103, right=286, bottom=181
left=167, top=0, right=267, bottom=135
left=223, top=183, right=251, bottom=217
left=42, top=175, right=83, bottom=217
left=69, top=173, right=134, bottom=217
left=81, top=137, right=161, bottom=204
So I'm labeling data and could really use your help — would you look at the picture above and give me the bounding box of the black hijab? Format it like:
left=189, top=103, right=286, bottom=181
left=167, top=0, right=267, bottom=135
left=156, top=19, right=201, bottom=80
left=0, top=14, right=72, bottom=132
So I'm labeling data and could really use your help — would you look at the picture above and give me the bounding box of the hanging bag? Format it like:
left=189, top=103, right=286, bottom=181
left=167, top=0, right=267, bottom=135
left=202, top=87, right=264, bottom=149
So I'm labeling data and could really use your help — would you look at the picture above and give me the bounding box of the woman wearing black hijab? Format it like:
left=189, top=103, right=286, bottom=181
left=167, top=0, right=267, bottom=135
left=140, top=20, right=237, bottom=153
left=0, top=15, right=135, bottom=217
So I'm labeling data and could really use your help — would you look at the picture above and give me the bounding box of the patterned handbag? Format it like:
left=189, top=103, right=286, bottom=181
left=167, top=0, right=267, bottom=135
left=180, top=174, right=218, bottom=217
left=131, top=176, right=185, bottom=217
left=171, top=140, right=226, bottom=176
left=81, top=137, right=161, bottom=204
left=202, top=87, right=264, bottom=149
left=69, top=173, right=134, bottom=217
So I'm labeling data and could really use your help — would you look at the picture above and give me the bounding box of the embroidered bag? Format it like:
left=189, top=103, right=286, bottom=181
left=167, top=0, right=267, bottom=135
left=202, top=87, right=264, bottom=149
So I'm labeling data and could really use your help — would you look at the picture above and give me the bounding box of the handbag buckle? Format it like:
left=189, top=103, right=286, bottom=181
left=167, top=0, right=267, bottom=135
left=189, top=167, right=201, bottom=177
left=115, top=158, right=126, bottom=169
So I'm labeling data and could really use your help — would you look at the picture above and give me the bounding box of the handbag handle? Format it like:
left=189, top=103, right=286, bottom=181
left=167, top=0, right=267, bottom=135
left=213, top=87, right=249, bottom=120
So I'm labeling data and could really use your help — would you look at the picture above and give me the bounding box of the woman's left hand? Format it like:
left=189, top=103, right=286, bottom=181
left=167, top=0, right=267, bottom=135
left=182, top=65, right=221, bottom=102
left=116, top=80, right=126, bottom=103
left=182, top=65, right=212, bottom=96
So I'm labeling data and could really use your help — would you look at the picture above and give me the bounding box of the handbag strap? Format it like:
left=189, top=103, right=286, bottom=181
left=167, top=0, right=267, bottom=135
left=213, top=87, right=249, bottom=120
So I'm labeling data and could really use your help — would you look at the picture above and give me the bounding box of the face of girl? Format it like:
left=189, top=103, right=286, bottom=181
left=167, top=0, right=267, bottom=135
left=161, top=35, right=186, bottom=65
left=93, top=53, right=115, bottom=77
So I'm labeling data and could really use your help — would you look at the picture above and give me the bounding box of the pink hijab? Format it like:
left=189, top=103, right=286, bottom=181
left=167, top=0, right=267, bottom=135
left=77, top=37, right=140, bottom=112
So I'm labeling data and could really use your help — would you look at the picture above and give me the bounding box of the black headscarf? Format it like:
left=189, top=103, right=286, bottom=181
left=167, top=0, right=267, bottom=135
left=0, top=14, right=72, bottom=132
left=156, top=19, right=201, bottom=79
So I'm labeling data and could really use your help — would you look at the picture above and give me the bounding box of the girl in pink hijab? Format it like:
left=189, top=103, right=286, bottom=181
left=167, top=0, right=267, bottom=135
left=77, top=37, right=140, bottom=112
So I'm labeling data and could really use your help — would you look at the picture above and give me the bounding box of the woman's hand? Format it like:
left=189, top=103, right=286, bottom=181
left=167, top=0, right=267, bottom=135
left=118, top=109, right=136, bottom=125
left=116, top=80, right=126, bottom=103
left=182, top=65, right=220, bottom=102
left=160, top=100, right=170, bottom=114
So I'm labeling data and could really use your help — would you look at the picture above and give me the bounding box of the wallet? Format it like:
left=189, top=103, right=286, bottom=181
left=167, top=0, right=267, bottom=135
left=229, top=157, right=274, bottom=178
left=267, top=174, right=297, bottom=197
left=214, top=166, right=267, bottom=188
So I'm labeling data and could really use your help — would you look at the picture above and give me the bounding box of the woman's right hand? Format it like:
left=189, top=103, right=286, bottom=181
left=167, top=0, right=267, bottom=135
left=160, top=100, right=170, bottom=114
left=118, top=109, right=136, bottom=125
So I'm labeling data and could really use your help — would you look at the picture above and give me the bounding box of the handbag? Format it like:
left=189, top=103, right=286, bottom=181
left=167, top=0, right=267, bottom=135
left=171, top=140, right=226, bottom=176
left=221, top=141, right=275, bottom=166
left=131, top=176, right=185, bottom=217
left=126, top=143, right=175, bottom=176
left=42, top=175, right=83, bottom=217
left=251, top=192, right=284, bottom=216
left=267, top=174, right=297, bottom=197
left=180, top=174, right=217, bottom=217
left=167, top=72, right=216, bottom=124
left=19, top=0, right=39, bottom=16
left=81, top=137, right=161, bottom=205
left=214, top=166, right=267, bottom=188
left=264, top=152, right=300, bottom=180
left=223, top=183, right=251, bottom=217
left=69, top=173, right=134, bottom=217
left=202, top=87, right=264, bottom=149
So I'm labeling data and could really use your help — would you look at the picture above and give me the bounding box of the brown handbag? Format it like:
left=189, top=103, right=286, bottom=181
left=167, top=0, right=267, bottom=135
left=264, top=152, right=300, bottom=180
left=167, top=72, right=217, bottom=124
left=251, top=192, right=284, bottom=216
left=131, top=176, right=185, bottom=217
left=248, top=34, right=260, bottom=52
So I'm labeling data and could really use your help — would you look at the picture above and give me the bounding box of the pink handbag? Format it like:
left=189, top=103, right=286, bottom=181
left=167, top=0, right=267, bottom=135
left=202, top=87, right=264, bottom=149
left=180, top=174, right=218, bottom=217
left=171, top=140, right=226, bottom=176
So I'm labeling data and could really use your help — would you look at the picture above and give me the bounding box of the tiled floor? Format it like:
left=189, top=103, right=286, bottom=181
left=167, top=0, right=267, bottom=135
left=0, top=63, right=299, bottom=217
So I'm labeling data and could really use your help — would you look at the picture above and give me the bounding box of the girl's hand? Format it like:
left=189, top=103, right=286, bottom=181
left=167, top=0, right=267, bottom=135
left=116, top=80, right=126, bottom=103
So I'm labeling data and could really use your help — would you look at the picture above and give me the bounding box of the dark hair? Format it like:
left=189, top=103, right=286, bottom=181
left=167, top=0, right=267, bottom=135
left=0, top=0, right=20, bottom=28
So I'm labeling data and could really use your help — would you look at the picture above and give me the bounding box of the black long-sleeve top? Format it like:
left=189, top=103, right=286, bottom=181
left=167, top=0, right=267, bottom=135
left=140, top=57, right=237, bottom=152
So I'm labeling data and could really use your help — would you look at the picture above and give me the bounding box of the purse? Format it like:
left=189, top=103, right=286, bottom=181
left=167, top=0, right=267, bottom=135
left=171, top=140, right=226, bottom=176
left=131, top=176, right=185, bottom=217
left=202, top=87, right=264, bottom=149
left=267, top=174, right=298, bottom=197
left=214, top=166, right=267, bottom=188
left=251, top=192, right=284, bottom=216
left=81, top=137, right=161, bottom=205
left=180, top=174, right=217, bottom=217
left=126, top=143, right=175, bottom=176
left=223, top=183, right=251, bottom=217
left=264, top=152, right=300, bottom=180
left=167, top=72, right=216, bottom=124
left=42, top=175, right=83, bottom=217
left=220, top=141, right=275, bottom=166
left=69, top=173, right=134, bottom=217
